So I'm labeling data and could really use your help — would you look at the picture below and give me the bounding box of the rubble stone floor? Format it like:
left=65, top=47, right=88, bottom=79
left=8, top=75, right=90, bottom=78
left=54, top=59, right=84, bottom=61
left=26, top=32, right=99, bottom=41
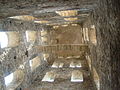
left=30, top=59, right=96, bottom=90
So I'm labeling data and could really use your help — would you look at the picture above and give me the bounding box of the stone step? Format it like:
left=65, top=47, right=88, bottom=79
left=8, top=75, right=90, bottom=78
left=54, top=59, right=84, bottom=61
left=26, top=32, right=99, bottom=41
left=50, top=59, right=85, bottom=69
left=70, top=61, right=82, bottom=68
left=42, top=71, right=56, bottom=82
left=71, top=70, right=83, bottom=82
left=51, top=61, right=64, bottom=68
left=42, top=69, right=84, bottom=83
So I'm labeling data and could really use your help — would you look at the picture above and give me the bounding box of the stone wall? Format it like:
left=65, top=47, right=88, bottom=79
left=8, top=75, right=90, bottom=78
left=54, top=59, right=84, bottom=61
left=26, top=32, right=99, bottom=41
left=0, top=20, right=46, bottom=90
left=83, top=0, right=120, bottom=90
left=50, top=24, right=83, bottom=44
left=93, top=0, right=120, bottom=89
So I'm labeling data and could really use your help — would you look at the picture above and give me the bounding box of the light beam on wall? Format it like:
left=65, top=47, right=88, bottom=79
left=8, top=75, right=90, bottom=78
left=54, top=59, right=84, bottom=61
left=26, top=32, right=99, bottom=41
left=9, top=15, right=36, bottom=21
left=26, top=31, right=37, bottom=42
left=72, top=24, right=78, bottom=26
left=64, top=17, right=78, bottom=21
left=26, top=31, right=29, bottom=42
left=34, top=20, right=49, bottom=24
left=62, top=24, right=68, bottom=27
left=29, top=60, right=32, bottom=67
left=0, top=32, right=8, bottom=48
left=53, top=26, right=59, bottom=29
left=91, top=25, right=95, bottom=29
left=56, top=10, right=78, bottom=17
left=29, top=56, right=41, bottom=71
left=5, top=73, right=13, bottom=86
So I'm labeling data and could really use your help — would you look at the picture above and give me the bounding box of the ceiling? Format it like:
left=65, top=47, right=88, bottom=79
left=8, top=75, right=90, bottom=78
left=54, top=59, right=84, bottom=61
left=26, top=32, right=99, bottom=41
left=0, top=0, right=97, bottom=26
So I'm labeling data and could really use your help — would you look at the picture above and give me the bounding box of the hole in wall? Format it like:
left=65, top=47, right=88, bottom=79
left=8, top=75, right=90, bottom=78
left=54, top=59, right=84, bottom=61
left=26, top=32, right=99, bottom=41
left=25, top=50, right=28, bottom=57
left=14, top=56, right=16, bottom=59
left=20, top=88, right=22, bottom=90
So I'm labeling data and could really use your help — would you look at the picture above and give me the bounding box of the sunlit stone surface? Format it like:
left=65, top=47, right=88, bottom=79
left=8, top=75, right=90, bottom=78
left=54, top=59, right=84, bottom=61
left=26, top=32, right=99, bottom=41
left=5, top=73, right=13, bottom=86
left=0, top=0, right=119, bottom=90
left=70, top=61, right=82, bottom=68
left=56, top=10, right=78, bottom=17
left=71, top=70, right=83, bottom=82
left=42, top=71, right=56, bottom=82
left=0, top=32, right=8, bottom=48
left=52, top=61, right=64, bottom=68
left=9, top=15, right=36, bottom=21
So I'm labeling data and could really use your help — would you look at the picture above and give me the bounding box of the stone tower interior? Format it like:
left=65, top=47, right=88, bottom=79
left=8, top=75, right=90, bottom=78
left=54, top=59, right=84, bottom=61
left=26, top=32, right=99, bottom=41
left=0, top=0, right=120, bottom=90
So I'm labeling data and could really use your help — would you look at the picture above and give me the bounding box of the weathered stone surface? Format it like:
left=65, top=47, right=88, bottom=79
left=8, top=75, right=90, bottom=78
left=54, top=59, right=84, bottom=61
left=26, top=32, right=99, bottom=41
left=92, top=0, right=120, bottom=89
left=82, top=0, right=120, bottom=90
left=0, top=0, right=119, bottom=90
left=35, top=44, right=88, bottom=53
left=0, top=62, right=5, bottom=90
